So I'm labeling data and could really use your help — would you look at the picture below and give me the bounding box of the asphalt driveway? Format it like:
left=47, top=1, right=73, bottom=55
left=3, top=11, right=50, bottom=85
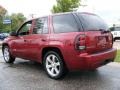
left=0, top=49, right=120, bottom=90
left=113, top=40, right=120, bottom=49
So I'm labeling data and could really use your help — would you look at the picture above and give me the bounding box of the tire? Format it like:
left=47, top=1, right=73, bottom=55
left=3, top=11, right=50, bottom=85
left=3, top=46, right=15, bottom=63
left=113, top=38, right=116, bottom=41
left=43, top=51, right=67, bottom=79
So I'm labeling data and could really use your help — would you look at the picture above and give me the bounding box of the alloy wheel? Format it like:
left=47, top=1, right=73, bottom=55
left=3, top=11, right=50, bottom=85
left=3, top=47, right=10, bottom=62
left=45, top=54, right=61, bottom=77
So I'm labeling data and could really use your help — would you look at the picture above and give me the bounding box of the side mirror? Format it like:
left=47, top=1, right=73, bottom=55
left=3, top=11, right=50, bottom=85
left=10, top=31, right=17, bottom=36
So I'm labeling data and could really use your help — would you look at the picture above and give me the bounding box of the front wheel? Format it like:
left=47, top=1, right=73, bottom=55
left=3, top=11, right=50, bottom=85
left=3, top=46, right=15, bottom=63
left=43, top=51, right=67, bottom=79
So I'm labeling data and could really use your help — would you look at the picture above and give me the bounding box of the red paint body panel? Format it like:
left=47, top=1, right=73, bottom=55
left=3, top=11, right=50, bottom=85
left=65, top=48, right=116, bottom=70
left=2, top=12, right=117, bottom=71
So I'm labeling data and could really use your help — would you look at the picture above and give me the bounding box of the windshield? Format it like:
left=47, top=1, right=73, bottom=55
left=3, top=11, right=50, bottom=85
left=78, top=13, right=109, bottom=31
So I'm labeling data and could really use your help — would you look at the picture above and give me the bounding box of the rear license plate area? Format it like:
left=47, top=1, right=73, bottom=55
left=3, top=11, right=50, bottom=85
left=97, top=36, right=108, bottom=47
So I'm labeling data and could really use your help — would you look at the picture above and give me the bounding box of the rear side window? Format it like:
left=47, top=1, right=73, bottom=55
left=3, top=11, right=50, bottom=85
left=53, top=14, right=79, bottom=33
left=33, top=17, right=48, bottom=34
left=78, top=14, right=109, bottom=31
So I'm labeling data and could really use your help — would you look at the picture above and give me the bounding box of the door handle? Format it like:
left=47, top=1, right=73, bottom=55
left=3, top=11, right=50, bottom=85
left=24, top=39, right=31, bottom=43
left=41, top=39, right=46, bottom=41
left=24, top=39, right=30, bottom=42
left=24, top=39, right=28, bottom=42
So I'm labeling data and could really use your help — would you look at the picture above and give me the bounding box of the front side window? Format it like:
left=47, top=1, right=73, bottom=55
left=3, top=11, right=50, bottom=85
left=18, top=21, right=32, bottom=36
left=33, top=17, right=48, bottom=34
left=53, top=14, right=79, bottom=33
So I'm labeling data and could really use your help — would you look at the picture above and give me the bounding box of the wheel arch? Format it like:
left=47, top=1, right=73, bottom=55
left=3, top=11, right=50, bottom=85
left=42, top=47, right=68, bottom=70
left=2, top=43, right=9, bottom=52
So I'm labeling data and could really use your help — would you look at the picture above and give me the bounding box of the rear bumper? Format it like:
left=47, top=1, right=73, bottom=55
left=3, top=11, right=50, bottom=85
left=79, top=48, right=117, bottom=69
left=66, top=48, right=117, bottom=71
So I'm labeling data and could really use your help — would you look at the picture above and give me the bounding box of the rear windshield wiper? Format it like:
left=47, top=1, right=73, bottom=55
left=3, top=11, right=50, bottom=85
left=99, top=29, right=110, bottom=33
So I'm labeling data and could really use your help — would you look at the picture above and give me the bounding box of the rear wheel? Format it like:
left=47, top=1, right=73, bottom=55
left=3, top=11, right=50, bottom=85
left=43, top=51, right=67, bottom=79
left=3, top=46, right=15, bottom=63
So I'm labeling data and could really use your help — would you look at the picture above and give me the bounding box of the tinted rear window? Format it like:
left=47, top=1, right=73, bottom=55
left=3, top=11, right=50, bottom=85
left=53, top=14, right=79, bottom=33
left=78, top=14, right=109, bottom=31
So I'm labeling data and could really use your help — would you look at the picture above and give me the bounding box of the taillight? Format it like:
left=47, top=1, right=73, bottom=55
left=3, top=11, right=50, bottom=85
left=111, top=33, right=114, bottom=45
left=75, top=34, right=86, bottom=50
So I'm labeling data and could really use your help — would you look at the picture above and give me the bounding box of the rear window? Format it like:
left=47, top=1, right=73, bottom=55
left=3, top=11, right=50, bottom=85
left=53, top=14, right=79, bottom=33
left=78, top=13, right=109, bottom=31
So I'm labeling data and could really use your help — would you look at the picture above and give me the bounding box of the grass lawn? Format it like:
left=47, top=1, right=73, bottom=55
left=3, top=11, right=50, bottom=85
left=115, top=50, right=120, bottom=62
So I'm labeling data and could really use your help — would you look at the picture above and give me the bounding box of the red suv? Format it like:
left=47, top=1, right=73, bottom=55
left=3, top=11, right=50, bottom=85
left=2, top=12, right=117, bottom=79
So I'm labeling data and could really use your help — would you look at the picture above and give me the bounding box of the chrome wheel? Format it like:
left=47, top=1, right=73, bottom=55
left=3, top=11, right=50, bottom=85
left=44, top=51, right=67, bottom=79
left=3, top=46, right=15, bottom=63
left=45, top=54, right=60, bottom=77
left=3, top=47, right=10, bottom=62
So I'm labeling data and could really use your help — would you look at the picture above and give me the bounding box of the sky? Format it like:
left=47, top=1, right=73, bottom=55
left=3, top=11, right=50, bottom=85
left=0, top=0, right=56, bottom=18
left=0, top=0, right=120, bottom=26
left=78, top=0, right=120, bottom=26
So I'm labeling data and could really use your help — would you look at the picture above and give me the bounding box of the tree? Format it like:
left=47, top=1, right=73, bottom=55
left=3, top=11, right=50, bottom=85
left=51, top=0, right=80, bottom=13
left=10, top=13, right=26, bottom=32
left=0, top=6, right=26, bottom=33
left=0, top=5, right=7, bottom=33
left=0, top=5, right=7, bottom=17
left=2, top=13, right=26, bottom=32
